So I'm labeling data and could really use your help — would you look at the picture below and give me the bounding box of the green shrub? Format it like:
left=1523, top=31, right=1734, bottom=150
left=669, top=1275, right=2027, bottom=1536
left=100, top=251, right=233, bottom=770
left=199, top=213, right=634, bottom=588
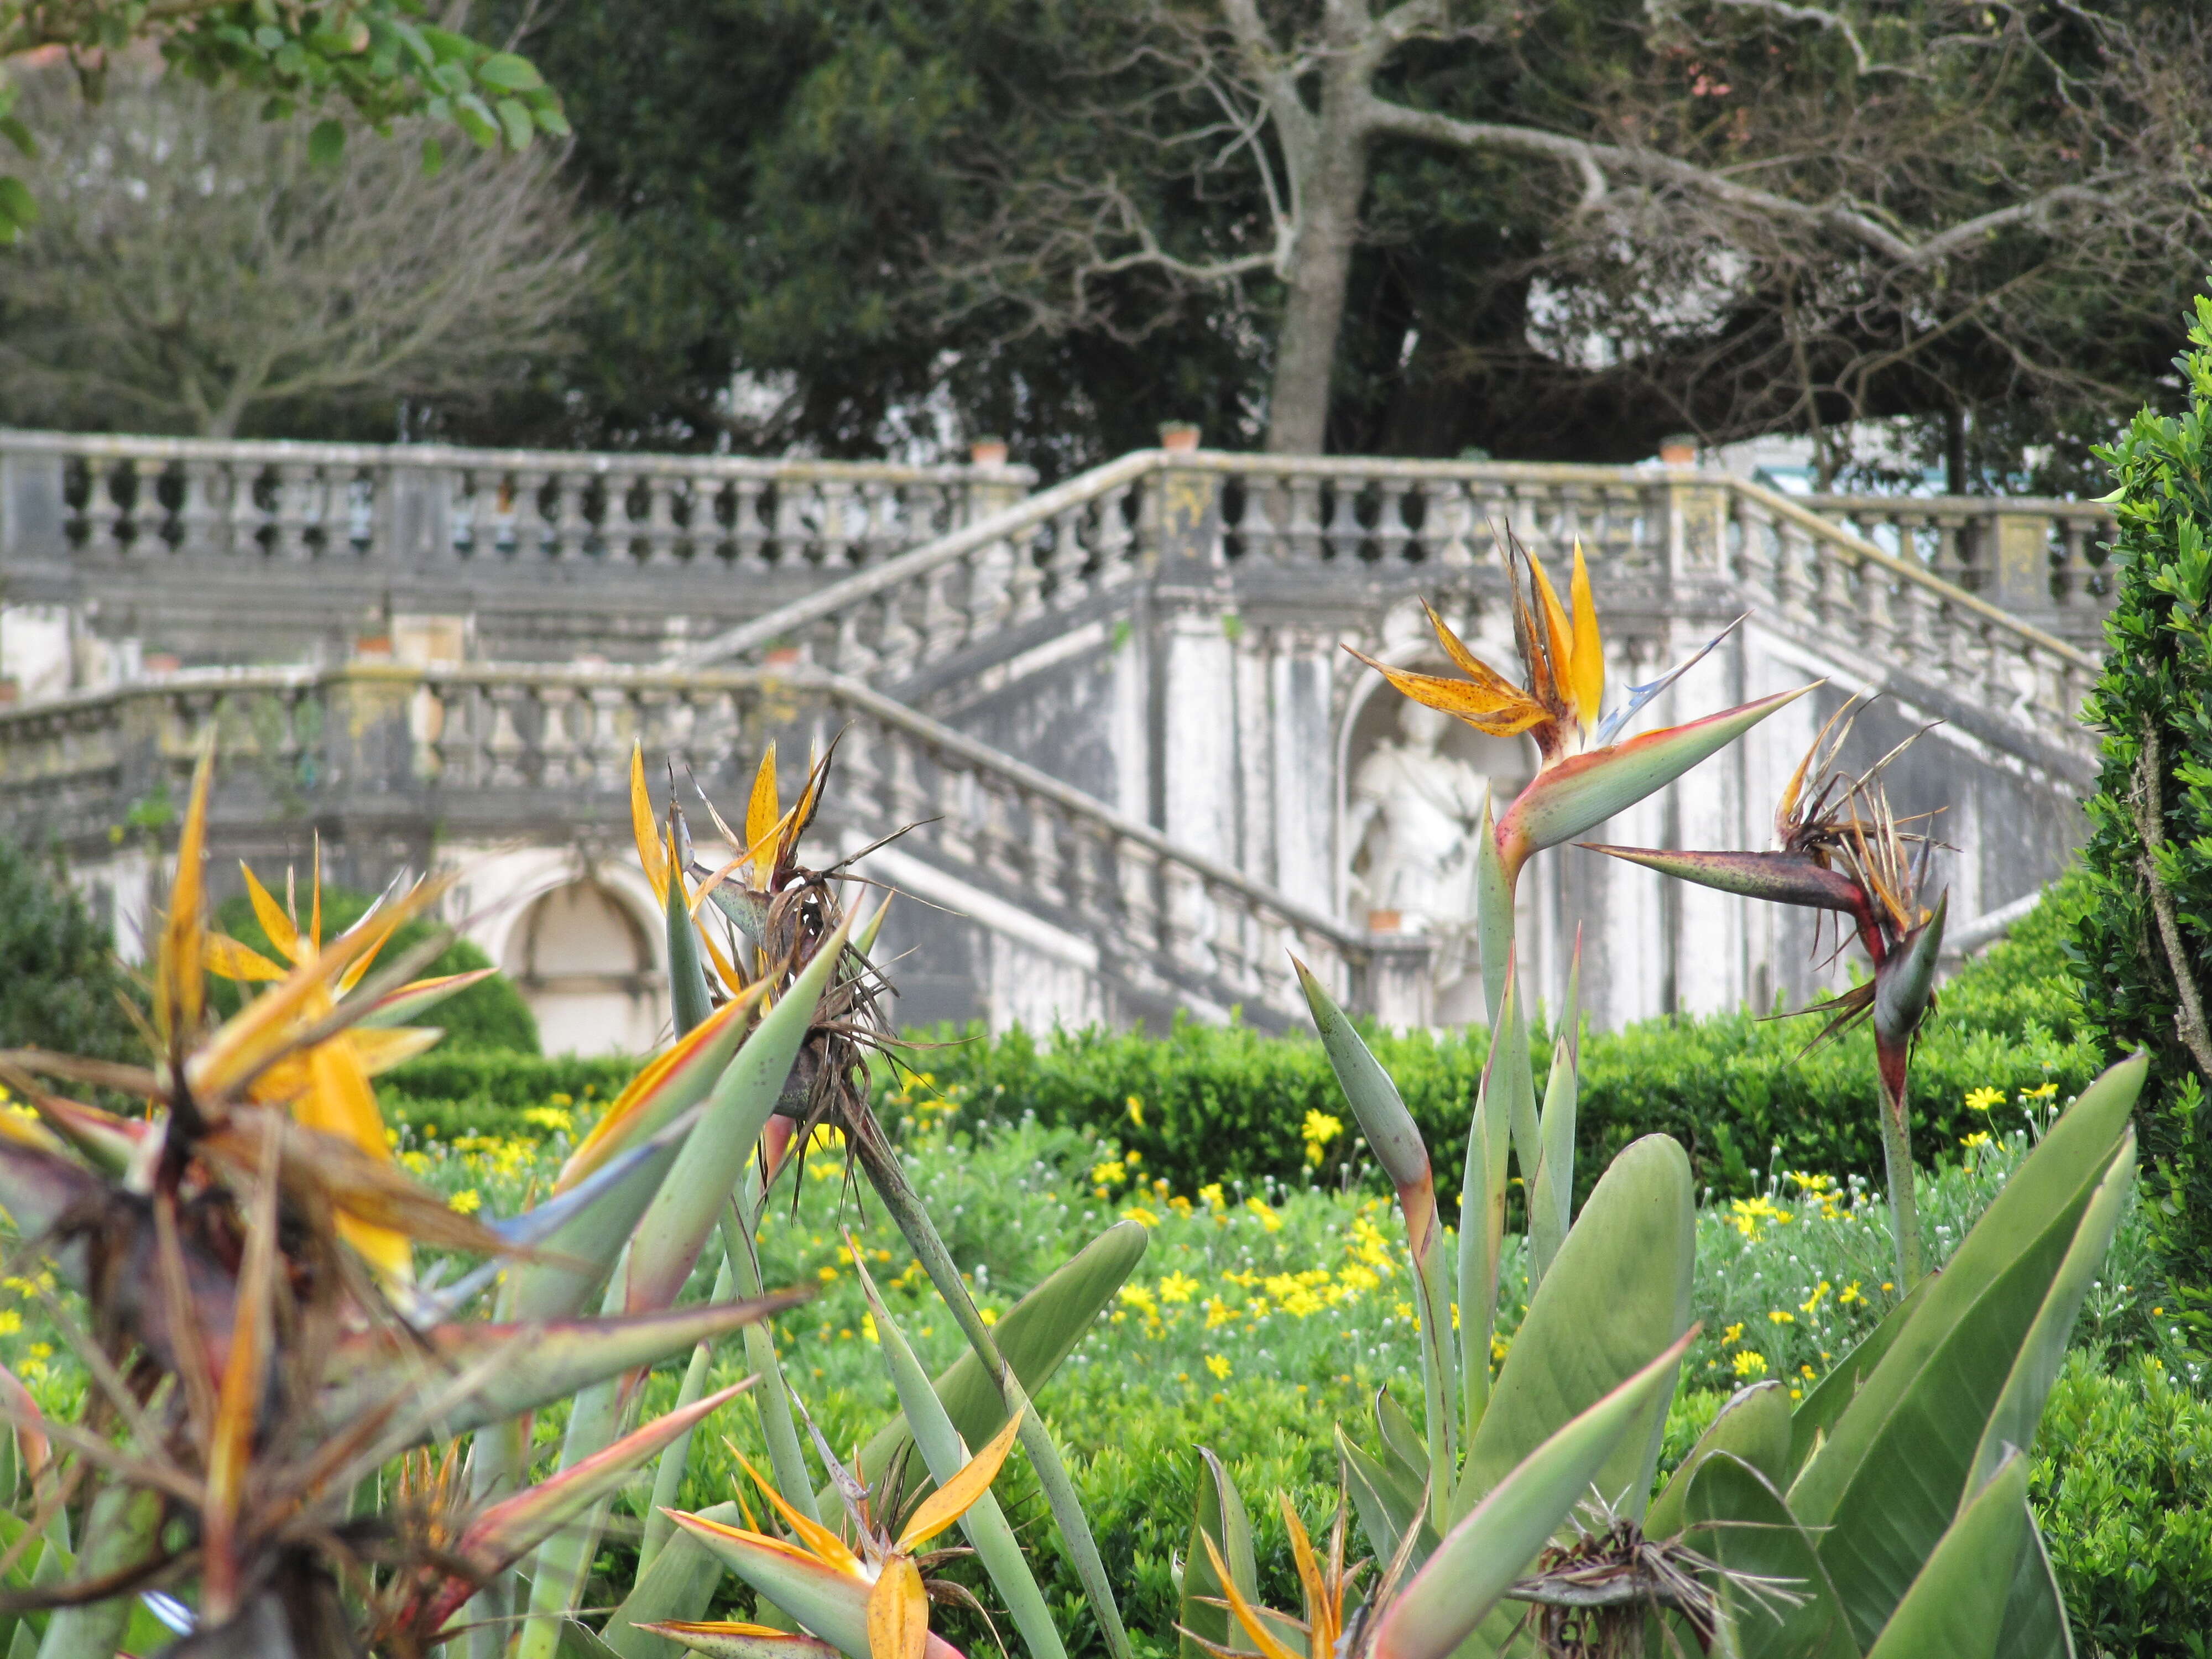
left=2075, top=295, right=2212, bottom=1340
left=0, top=836, right=144, bottom=1063
left=2034, top=1350, right=2212, bottom=1658
left=211, top=881, right=540, bottom=1053
left=880, top=884, right=2101, bottom=1206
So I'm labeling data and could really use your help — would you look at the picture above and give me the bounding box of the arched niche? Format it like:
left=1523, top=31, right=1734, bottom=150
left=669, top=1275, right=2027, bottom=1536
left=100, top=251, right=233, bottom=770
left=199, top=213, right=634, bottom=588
left=1337, top=653, right=1537, bottom=1027
left=503, top=878, right=665, bottom=1056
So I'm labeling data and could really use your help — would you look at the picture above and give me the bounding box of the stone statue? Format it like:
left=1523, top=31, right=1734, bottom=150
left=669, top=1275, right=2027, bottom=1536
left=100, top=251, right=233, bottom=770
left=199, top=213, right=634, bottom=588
left=1347, top=699, right=1491, bottom=943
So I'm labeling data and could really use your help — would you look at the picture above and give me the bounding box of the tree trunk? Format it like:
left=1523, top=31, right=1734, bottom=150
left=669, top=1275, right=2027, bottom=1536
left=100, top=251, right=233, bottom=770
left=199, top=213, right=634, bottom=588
left=1263, top=104, right=1370, bottom=456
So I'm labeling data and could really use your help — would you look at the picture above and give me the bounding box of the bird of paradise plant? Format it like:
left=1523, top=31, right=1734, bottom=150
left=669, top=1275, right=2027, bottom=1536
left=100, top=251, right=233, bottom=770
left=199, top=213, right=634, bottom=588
left=1583, top=702, right=1950, bottom=1286
left=201, top=852, right=487, bottom=1282
left=0, top=741, right=808, bottom=1657
left=1182, top=1481, right=1365, bottom=1659
left=655, top=1412, right=1025, bottom=1659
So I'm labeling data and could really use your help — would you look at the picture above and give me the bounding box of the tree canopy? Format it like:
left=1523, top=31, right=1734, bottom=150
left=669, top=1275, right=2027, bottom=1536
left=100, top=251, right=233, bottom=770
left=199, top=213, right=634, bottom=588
left=474, top=0, right=2209, bottom=486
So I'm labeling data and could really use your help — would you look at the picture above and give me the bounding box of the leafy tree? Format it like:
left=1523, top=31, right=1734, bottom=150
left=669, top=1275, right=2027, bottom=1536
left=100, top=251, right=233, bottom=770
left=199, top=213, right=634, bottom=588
left=484, top=0, right=2210, bottom=481
left=0, top=834, right=143, bottom=1064
left=0, top=0, right=567, bottom=242
left=0, top=63, right=591, bottom=437
left=2074, top=289, right=2212, bottom=1339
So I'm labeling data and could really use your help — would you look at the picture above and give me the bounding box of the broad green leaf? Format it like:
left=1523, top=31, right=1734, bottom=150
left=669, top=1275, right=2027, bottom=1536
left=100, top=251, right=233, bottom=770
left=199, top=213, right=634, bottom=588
left=1791, top=1052, right=2143, bottom=1529
left=1992, top=1512, right=2077, bottom=1659
left=33, top=1480, right=156, bottom=1659
left=1294, top=959, right=1431, bottom=1190
left=1298, top=961, right=1455, bottom=1481
left=1375, top=1385, right=1431, bottom=1496
left=1809, top=1121, right=2135, bottom=1646
left=1460, top=1135, right=1693, bottom=1525
left=1337, top=1426, right=1430, bottom=1570
left=476, top=50, right=546, bottom=90
left=1456, top=968, right=1517, bottom=1470
left=496, top=95, right=535, bottom=150
left=1860, top=1454, right=2028, bottom=1659
left=505, top=1110, right=700, bottom=1324
left=1644, top=1381, right=1790, bottom=1542
left=319, top=1295, right=799, bottom=1441
left=665, top=852, right=712, bottom=1039
left=307, top=117, right=345, bottom=168
left=1180, top=1447, right=1259, bottom=1659
left=1786, top=1276, right=1932, bottom=1481
left=608, top=1224, right=1143, bottom=1657
left=625, top=902, right=860, bottom=1316
left=1494, top=685, right=1813, bottom=872
left=1970, top=1131, right=2135, bottom=1493
left=1368, top=1331, right=1695, bottom=1659
left=1680, top=1453, right=1858, bottom=1659
left=1527, top=932, right=1583, bottom=1286
left=853, top=1255, right=1067, bottom=1659
left=0, top=178, right=34, bottom=233
left=854, top=1220, right=1146, bottom=1493
left=454, top=93, right=501, bottom=148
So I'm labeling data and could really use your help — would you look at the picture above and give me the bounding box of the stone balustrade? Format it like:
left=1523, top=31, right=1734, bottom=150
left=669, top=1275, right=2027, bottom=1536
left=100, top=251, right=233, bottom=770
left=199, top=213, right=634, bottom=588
left=0, top=428, right=1030, bottom=575
left=1799, top=491, right=2117, bottom=625
left=0, top=661, right=1406, bottom=1029
left=676, top=450, right=2103, bottom=775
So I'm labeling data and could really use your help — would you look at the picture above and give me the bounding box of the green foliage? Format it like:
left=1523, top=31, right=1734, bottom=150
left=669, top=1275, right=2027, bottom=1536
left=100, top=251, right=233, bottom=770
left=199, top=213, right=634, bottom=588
left=0, top=836, right=143, bottom=1063
left=210, top=882, right=540, bottom=1053
left=2075, top=290, right=2212, bottom=1340
left=2034, top=1351, right=2212, bottom=1659
left=882, top=886, right=2100, bottom=1208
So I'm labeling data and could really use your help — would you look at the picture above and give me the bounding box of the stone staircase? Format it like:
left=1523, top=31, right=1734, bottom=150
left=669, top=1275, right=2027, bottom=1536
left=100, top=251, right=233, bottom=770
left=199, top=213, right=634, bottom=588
left=0, top=429, right=2116, bottom=1038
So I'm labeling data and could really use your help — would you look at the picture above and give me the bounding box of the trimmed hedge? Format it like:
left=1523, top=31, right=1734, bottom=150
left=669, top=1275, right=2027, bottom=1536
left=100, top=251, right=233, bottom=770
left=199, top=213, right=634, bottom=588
left=877, top=879, right=2100, bottom=1206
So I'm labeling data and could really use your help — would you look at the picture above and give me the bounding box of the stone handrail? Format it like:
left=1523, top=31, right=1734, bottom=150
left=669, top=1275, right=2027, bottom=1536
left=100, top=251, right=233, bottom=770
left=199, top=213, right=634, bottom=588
left=0, top=660, right=1407, bottom=1027
left=666, top=448, right=2102, bottom=769
left=0, top=427, right=1033, bottom=575
left=666, top=449, right=1163, bottom=671
left=1800, top=490, right=2117, bottom=618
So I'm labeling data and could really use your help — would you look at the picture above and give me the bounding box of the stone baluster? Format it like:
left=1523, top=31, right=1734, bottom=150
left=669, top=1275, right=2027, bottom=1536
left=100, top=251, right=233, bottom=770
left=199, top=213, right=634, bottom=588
left=1372, top=479, right=1415, bottom=569
left=726, top=480, right=770, bottom=571
left=77, top=458, right=127, bottom=558
left=772, top=479, right=815, bottom=569
left=1024, top=792, right=1068, bottom=913
left=1429, top=482, right=1477, bottom=568
left=541, top=469, right=585, bottom=563
left=173, top=458, right=231, bottom=559
left=504, top=469, right=549, bottom=563
left=1094, top=478, right=1144, bottom=588
left=1116, top=837, right=1163, bottom=959
left=269, top=462, right=322, bottom=560
left=1283, top=473, right=1327, bottom=565
left=1814, top=534, right=1855, bottom=638
left=632, top=473, right=676, bottom=567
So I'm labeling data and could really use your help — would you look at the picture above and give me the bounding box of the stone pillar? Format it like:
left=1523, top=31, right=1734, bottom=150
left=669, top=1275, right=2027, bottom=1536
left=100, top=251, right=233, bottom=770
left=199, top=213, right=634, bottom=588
left=324, top=665, right=426, bottom=796
left=1271, top=630, right=1337, bottom=906
left=1359, top=934, right=1435, bottom=1029
left=963, top=440, right=1029, bottom=524
left=0, top=448, right=65, bottom=563
left=385, top=466, right=451, bottom=566
left=1992, top=512, right=2052, bottom=611
left=1150, top=459, right=1236, bottom=860
left=1665, top=471, right=1731, bottom=579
